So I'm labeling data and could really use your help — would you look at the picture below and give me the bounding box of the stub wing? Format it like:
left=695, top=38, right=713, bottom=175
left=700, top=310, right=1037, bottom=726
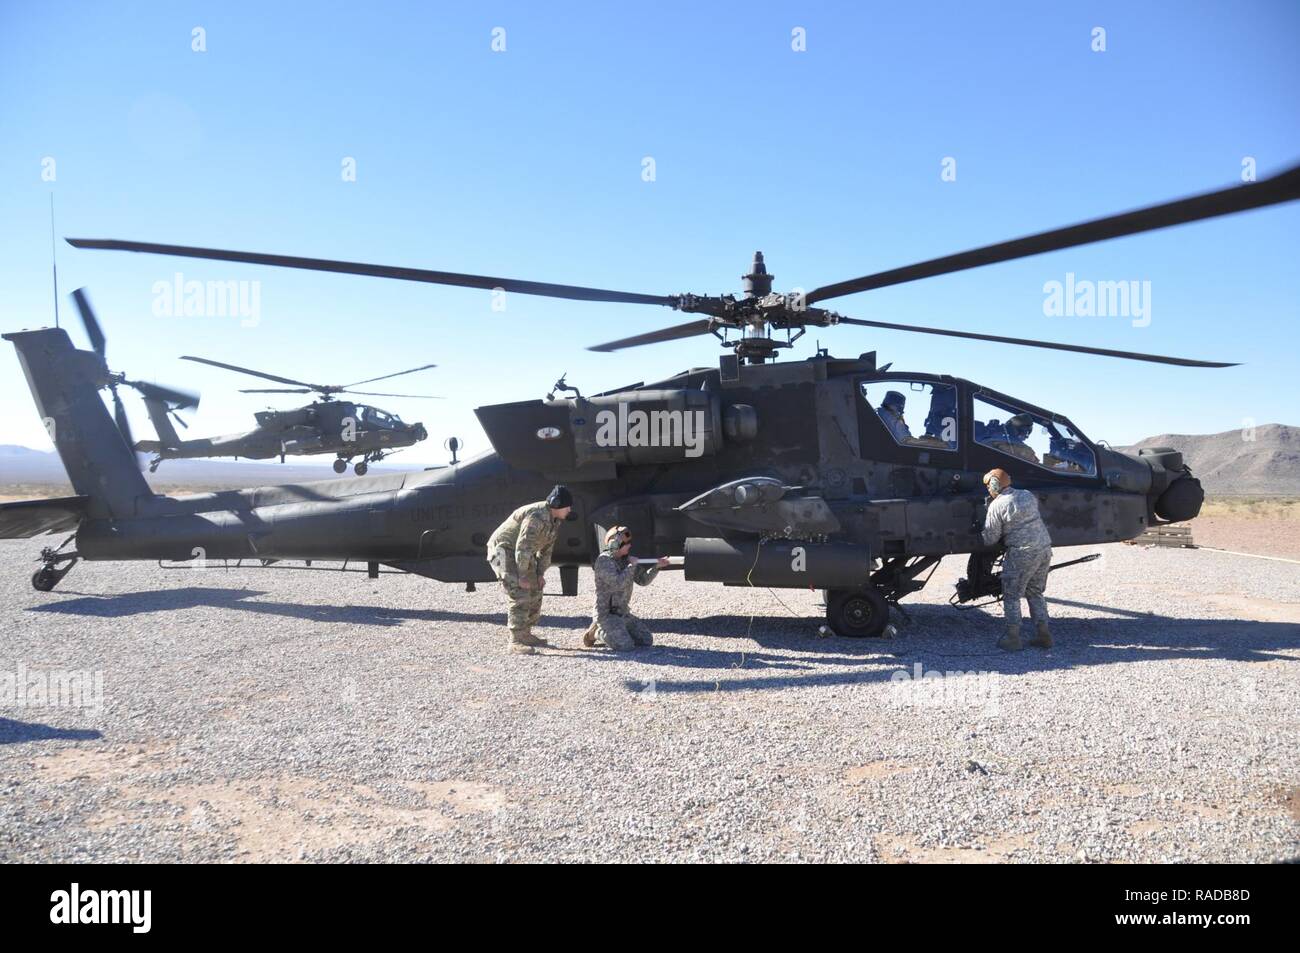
left=0, top=496, right=89, bottom=538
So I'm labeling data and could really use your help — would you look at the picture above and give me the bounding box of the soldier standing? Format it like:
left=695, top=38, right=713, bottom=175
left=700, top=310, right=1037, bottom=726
left=486, top=485, right=572, bottom=655
left=582, top=525, right=669, bottom=651
left=981, top=468, right=1053, bottom=651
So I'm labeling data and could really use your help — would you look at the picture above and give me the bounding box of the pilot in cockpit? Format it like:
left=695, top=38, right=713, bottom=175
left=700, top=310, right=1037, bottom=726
left=877, top=390, right=913, bottom=442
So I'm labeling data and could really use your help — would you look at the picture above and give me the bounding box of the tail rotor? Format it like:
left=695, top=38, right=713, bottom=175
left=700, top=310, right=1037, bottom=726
left=70, top=288, right=200, bottom=462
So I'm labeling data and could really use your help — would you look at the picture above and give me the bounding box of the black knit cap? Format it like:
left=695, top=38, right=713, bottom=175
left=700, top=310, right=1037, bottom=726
left=547, top=485, right=573, bottom=510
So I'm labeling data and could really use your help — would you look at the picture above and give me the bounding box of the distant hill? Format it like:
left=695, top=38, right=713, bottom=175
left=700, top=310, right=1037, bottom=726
left=0, top=444, right=422, bottom=492
left=1123, top=424, right=1300, bottom=497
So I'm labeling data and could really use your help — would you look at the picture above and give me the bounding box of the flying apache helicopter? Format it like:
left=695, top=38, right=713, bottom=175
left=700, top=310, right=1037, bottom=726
left=137, top=355, right=438, bottom=476
left=3, top=163, right=1296, bottom=636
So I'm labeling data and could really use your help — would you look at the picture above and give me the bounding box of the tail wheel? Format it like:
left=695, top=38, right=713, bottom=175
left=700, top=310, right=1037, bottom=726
left=332, top=458, right=348, bottom=473
left=32, top=566, right=59, bottom=592
left=826, top=586, right=890, bottom=637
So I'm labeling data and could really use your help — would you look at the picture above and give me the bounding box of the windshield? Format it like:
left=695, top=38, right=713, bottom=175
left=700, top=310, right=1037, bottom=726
left=356, top=405, right=401, bottom=429
left=973, top=393, right=1096, bottom=476
left=860, top=379, right=959, bottom=451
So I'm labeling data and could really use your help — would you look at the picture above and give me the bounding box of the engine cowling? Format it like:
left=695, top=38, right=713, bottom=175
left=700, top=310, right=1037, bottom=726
left=474, top=389, right=758, bottom=474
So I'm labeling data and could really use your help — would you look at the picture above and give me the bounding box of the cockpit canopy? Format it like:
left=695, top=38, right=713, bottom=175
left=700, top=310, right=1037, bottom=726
left=355, top=405, right=405, bottom=430
left=860, top=380, right=959, bottom=451
left=858, top=376, right=1098, bottom=479
left=972, top=392, right=1096, bottom=476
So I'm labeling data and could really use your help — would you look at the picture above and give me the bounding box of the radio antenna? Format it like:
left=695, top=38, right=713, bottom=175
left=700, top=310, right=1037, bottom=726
left=49, top=194, right=60, bottom=329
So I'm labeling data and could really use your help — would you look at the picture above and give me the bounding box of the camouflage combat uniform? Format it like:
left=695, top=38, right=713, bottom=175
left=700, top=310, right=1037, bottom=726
left=982, top=487, right=1053, bottom=628
left=486, top=501, right=562, bottom=643
left=587, top=552, right=660, bottom=650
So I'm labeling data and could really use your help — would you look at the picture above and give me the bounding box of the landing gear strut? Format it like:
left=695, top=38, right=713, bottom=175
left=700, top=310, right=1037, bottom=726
left=33, top=534, right=79, bottom=592
left=824, top=556, right=942, bottom=637
left=335, top=452, right=385, bottom=476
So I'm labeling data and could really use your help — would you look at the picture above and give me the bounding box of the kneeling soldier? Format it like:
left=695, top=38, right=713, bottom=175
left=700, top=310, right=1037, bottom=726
left=486, top=485, right=572, bottom=655
left=583, top=526, right=669, bottom=651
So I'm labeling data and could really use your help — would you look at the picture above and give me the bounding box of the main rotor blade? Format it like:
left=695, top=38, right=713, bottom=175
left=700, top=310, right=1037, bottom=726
left=342, top=364, right=437, bottom=388
left=588, top=319, right=715, bottom=353
left=808, top=163, right=1300, bottom=304
left=342, top=390, right=444, bottom=399
left=238, top=388, right=313, bottom=394
left=67, top=239, right=677, bottom=307
left=181, top=355, right=323, bottom=390
left=835, top=316, right=1235, bottom=367
left=70, top=288, right=106, bottom=357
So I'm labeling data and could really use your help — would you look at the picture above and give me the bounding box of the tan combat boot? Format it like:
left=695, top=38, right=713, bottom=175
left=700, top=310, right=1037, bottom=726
left=997, top=625, right=1023, bottom=651
left=506, top=629, right=535, bottom=655
left=516, top=631, right=550, bottom=648
left=581, top=622, right=598, bottom=648
left=1028, top=622, right=1053, bottom=649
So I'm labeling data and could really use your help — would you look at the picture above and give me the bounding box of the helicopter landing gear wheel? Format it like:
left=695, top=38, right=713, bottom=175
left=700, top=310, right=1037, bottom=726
left=31, top=555, right=78, bottom=593
left=354, top=461, right=368, bottom=476
left=825, top=586, right=890, bottom=638
left=332, top=458, right=348, bottom=474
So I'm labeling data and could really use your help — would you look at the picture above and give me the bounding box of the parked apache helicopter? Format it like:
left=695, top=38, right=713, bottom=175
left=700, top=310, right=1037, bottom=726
left=3, top=164, right=1296, bottom=635
left=138, top=355, right=438, bottom=476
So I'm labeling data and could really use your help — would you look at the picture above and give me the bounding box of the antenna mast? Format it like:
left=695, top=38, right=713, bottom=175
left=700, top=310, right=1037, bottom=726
left=49, top=194, right=60, bottom=329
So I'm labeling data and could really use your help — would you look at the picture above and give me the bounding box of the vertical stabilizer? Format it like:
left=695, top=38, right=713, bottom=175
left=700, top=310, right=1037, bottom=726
left=141, top=397, right=182, bottom=450
left=3, top=327, right=151, bottom=517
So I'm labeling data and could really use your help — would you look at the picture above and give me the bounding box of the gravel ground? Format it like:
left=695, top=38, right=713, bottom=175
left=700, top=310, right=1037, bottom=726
left=0, top=537, right=1296, bottom=863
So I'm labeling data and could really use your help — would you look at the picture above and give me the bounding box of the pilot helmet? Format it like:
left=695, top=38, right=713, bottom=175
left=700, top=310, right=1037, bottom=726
left=1008, top=414, right=1034, bottom=439
left=882, top=390, right=906, bottom=412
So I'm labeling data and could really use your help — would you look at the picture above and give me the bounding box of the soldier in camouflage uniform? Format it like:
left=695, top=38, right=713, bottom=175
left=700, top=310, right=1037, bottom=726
left=486, top=485, right=572, bottom=654
left=581, top=525, right=669, bottom=651
left=981, top=468, right=1053, bottom=651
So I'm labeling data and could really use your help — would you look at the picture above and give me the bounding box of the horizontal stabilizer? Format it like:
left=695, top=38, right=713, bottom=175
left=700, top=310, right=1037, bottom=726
left=0, top=495, right=89, bottom=538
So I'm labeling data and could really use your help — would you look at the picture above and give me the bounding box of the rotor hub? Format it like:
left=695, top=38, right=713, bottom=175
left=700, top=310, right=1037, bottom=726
left=741, top=251, right=773, bottom=298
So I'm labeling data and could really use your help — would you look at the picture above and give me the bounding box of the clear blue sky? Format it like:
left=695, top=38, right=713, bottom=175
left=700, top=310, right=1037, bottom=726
left=2, top=1, right=1297, bottom=465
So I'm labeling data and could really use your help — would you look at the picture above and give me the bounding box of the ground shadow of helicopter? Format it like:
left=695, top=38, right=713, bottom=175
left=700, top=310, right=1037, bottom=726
left=612, top=613, right=1299, bottom=694
left=0, top=717, right=103, bottom=746
left=27, top=588, right=1297, bottom=682
left=27, top=587, right=595, bottom=630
